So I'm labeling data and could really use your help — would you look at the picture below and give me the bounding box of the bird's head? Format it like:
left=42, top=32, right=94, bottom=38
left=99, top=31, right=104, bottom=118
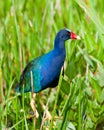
left=54, top=28, right=80, bottom=49
left=56, top=28, right=80, bottom=41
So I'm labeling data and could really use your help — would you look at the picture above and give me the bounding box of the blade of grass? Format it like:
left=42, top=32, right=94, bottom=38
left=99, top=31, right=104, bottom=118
left=49, top=69, right=63, bottom=130
left=60, top=78, right=80, bottom=130
left=16, top=94, right=19, bottom=130
left=75, top=0, right=104, bottom=34
left=9, top=118, right=25, bottom=130
left=60, top=84, right=76, bottom=130
left=77, top=78, right=82, bottom=130
left=12, top=0, right=23, bottom=72
left=22, top=86, right=28, bottom=130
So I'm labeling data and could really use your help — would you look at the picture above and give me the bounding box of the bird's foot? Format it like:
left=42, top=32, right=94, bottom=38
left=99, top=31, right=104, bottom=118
left=30, top=93, right=39, bottom=118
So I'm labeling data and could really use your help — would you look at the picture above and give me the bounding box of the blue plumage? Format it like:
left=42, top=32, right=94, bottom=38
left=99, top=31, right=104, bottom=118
left=15, top=28, right=79, bottom=93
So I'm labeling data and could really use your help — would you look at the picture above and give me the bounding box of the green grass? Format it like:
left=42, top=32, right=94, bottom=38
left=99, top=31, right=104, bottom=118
left=0, top=0, right=104, bottom=129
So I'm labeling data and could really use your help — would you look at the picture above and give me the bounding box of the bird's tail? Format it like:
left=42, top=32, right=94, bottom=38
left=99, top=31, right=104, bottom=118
left=15, top=82, right=31, bottom=93
left=15, top=83, right=21, bottom=93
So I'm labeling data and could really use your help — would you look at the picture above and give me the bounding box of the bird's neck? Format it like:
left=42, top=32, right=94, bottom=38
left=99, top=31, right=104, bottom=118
left=54, top=38, right=65, bottom=51
left=53, top=39, right=66, bottom=59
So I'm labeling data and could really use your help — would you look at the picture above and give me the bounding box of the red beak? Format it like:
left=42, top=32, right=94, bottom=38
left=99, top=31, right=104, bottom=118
left=70, top=32, right=80, bottom=40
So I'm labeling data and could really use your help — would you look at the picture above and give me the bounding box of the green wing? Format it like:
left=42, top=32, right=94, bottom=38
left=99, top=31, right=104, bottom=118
left=19, top=57, right=42, bottom=93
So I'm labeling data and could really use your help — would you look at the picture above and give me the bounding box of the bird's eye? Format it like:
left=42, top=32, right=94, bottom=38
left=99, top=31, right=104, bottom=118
left=67, top=32, right=71, bottom=38
left=67, top=32, right=70, bottom=35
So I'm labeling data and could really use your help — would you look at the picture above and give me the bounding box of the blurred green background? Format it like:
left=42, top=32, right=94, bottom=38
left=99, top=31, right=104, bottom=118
left=0, top=0, right=104, bottom=129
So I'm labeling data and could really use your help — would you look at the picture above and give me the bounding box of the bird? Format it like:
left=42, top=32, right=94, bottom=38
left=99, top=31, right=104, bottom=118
left=15, top=28, right=80, bottom=93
